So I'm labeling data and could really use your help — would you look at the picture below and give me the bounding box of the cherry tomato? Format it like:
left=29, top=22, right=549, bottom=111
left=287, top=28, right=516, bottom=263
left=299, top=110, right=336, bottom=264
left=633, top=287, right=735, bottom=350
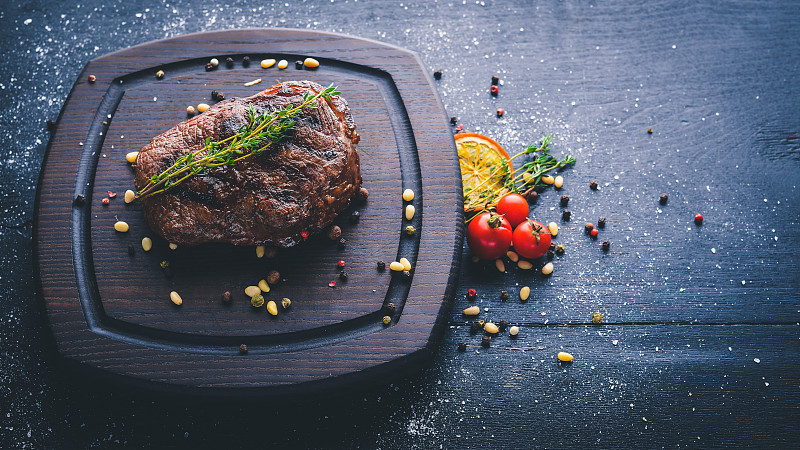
left=496, top=193, right=530, bottom=228
left=512, top=219, right=552, bottom=259
left=467, top=212, right=513, bottom=260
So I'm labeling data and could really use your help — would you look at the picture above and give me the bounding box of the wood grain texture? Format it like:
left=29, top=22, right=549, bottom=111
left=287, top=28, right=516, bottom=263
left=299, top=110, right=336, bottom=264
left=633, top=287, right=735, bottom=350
left=34, top=28, right=463, bottom=392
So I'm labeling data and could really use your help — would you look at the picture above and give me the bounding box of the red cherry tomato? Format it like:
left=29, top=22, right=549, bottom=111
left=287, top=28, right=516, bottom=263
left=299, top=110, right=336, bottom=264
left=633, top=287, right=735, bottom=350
left=467, top=212, right=513, bottom=260
left=496, top=193, right=530, bottom=228
left=512, top=219, right=552, bottom=259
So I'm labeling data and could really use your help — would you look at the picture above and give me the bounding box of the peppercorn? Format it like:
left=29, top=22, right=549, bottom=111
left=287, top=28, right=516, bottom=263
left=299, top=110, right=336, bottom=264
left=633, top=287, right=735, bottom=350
left=226, top=57, right=234, bottom=68
left=382, top=315, right=391, bottom=325
left=267, top=270, right=280, bottom=285
left=339, top=270, right=349, bottom=281
left=216, top=92, right=225, bottom=100
left=211, top=90, right=219, bottom=100
left=562, top=210, right=571, bottom=221
left=556, top=244, right=565, bottom=255
left=455, top=124, right=463, bottom=132
left=560, top=195, right=570, bottom=206
left=547, top=249, right=555, bottom=260
left=481, top=335, right=491, bottom=348
left=127, top=245, right=135, bottom=257
left=457, top=342, right=467, bottom=352
left=590, top=180, right=598, bottom=190
left=450, top=116, right=458, bottom=124
left=88, top=75, right=96, bottom=83
left=659, top=193, right=669, bottom=205
left=295, top=60, right=304, bottom=70
left=490, top=85, right=499, bottom=96
left=377, top=261, right=386, bottom=271
left=491, top=74, right=500, bottom=85
left=74, top=194, right=85, bottom=206
left=300, top=230, right=309, bottom=239
left=402, top=270, right=411, bottom=278
left=357, top=187, right=369, bottom=203
left=498, top=319, right=508, bottom=331
left=602, top=240, right=610, bottom=251
left=239, top=344, right=248, bottom=354
left=433, top=69, right=442, bottom=79
left=467, top=288, right=477, bottom=298
left=385, top=302, right=396, bottom=313
left=470, top=321, right=482, bottom=334
left=496, top=108, right=504, bottom=117
left=591, top=312, right=604, bottom=324
left=350, top=210, right=360, bottom=223
left=590, top=228, right=599, bottom=238
left=526, top=190, right=539, bottom=203
left=338, top=237, right=347, bottom=249
left=500, top=290, right=509, bottom=300
left=405, top=225, right=416, bottom=236
left=242, top=56, right=251, bottom=66
left=648, top=128, right=653, bottom=134
left=327, top=225, right=342, bottom=241
left=337, top=260, right=345, bottom=268
left=205, top=63, right=214, bottom=71
left=585, top=223, right=594, bottom=233
left=695, top=213, right=704, bottom=225
left=156, top=70, right=165, bottom=79
left=222, top=291, right=232, bottom=302
left=102, top=197, right=110, bottom=205
left=251, top=294, right=265, bottom=308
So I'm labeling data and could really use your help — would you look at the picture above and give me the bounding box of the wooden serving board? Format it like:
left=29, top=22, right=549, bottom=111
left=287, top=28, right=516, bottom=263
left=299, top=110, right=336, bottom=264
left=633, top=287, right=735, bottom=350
left=34, top=29, right=463, bottom=393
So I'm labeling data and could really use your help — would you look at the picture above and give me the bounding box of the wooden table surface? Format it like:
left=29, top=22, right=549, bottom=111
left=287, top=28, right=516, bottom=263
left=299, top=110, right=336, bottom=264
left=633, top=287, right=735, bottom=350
left=2, top=0, right=798, bottom=447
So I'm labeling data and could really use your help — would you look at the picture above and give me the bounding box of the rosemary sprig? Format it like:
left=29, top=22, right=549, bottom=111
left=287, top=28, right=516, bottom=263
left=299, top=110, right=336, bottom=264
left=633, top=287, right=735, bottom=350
left=136, top=84, right=341, bottom=199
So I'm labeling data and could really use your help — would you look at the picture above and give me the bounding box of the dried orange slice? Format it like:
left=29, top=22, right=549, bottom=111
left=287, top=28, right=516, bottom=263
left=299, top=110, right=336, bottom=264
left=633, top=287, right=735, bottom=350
left=455, top=133, right=513, bottom=212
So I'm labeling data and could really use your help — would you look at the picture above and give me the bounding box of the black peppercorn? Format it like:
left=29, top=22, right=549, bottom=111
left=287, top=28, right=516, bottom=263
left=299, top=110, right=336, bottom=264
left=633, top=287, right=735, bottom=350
left=491, top=74, right=499, bottom=85
left=457, top=342, right=467, bottom=352
left=602, top=240, right=610, bottom=251
left=549, top=242, right=556, bottom=251
left=433, top=69, right=442, bottom=79
left=222, top=291, right=232, bottom=302
left=327, top=225, right=342, bottom=241
left=46, top=119, right=57, bottom=131
left=385, top=302, right=396, bottom=312
left=560, top=195, right=570, bottom=206
left=498, top=319, right=508, bottom=331
left=357, top=187, right=369, bottom=203
left=526, top=190, right=539, bottom=203
left=470, top=321, right=482, bottom=334
left=500, top=290, right=509, bottom=300
left=211, top=90, right=219, bottom=100
left=339, top=270, right=349, bottom=281
left=598, top=217, right=606, bottom=228
left=350, top=210, right=360, bottom=223
left=590, top=180, right=599, bottom=190
left=216, top=92, right=225, bottom=101
left=377, top=261, right=386, bottom=271
left=239, top=344, right=248, bottom=354
left=242, top=56, right=251, bottom=66
left=127, top=245, right=135, bottom=257
left=585, top=223, right=594, bottom=233
left=450, top=116, right=458, bottom=125
left=226, top=57, right=234, bottom=68
left=481, top=335, right=491, bottom=348
left=555, top=244, right=565, bottom=255
left=205, top=63, right=214, bottom=71
left=562, top=210, right=571, bottom=221
left=659, top=193, right=669, bottom=205
left=74, top=194, right=85, bottom=206
left=337, top=237, right=347, bottom=249
left=295, top=60, right=304, bottom=70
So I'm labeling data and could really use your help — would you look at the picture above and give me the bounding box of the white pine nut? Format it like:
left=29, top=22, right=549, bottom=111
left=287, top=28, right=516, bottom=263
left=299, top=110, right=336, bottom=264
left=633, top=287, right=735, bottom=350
left=542, top=262, right=554, bottom=275
left=548, top=222, right=559, bottom=237
left=402, top=189, right=415, bottom=201
left=405, top=205, right=415, bottom=220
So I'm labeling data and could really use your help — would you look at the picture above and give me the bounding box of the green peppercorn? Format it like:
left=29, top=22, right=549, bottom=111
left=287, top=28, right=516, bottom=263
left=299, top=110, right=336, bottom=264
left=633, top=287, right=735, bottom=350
left=500, top=290, right=509, bottom=300
left=405, top=225, right=416, bottom=236
left=592, top=312, right=604, bottom=324
left=251, top=294, right=265, bottom=308
left=382, top=315, right=391, bottom=325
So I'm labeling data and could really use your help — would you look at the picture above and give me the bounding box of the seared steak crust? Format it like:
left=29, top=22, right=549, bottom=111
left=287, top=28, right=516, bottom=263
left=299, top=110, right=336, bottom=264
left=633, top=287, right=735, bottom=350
left=133, top=81, right=361, bottom=247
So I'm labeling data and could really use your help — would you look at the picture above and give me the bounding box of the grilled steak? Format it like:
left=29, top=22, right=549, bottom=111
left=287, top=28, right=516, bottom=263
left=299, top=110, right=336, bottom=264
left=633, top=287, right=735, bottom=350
left=133, top=81, right=361, bottom=247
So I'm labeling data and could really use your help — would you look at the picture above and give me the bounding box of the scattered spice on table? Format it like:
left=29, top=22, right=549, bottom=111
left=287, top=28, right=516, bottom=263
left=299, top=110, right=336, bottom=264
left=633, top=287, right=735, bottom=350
left=659, top=193, right=669, bottom=204
left=433, top=69, right=442, bottom=79
left=602, top=240, right=610, bottom=251
left=590, top=180, right=599, bottom=190
left=560, top=195, right=569, bottom=206
left=562, top=210, right=571, bottom=221
left=481, top=335, right=491, bottom=347
left=598, top=217, right=606, bottom=228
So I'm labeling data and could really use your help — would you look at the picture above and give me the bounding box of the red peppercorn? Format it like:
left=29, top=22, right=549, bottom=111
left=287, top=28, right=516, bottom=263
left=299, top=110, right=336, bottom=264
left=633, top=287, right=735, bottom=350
left=496, top=108, right=504, bottom=117
left=590, top=228, right=599, bottom=238
left=101, top=197, right=109, bottom=205
left=337, top=260, right=345, bottom=267
left=107, top=190, right=116, bottom=198
left=455, top=124, right=464, bottom=131
left=88, top=75, right=96, bottom=83
left=301, top=230, right=309, bottom=238
left=467, top=288, right=477, bottom=298
left=328, top=280, right=336, bottom=287
left=695, top=213, right=704, bottom=225
left=490, top=85, right=499, bottom=95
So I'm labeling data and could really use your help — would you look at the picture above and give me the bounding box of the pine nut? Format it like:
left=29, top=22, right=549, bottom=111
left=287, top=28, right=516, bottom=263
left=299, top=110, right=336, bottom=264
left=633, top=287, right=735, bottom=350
left=405, top=205, right=415, bottom=220
left=168, top=243, right=178, bottom=250
left=548, top=222, right=559, bottom=237
left=258, top=279, right=270, bottom=293
left=255, top=245, right=265, bottom=258
left=261, top=59, right=276, bottom=68
left=399, top=257, right=412, bottom=271
left=519, top=286, right=530, bottom=301
left=170, top=291, right=182, bottom=306
left=266, top=300, right=278, bottom=316
left=542, top=175, right=555, bottom=185
left=125, top=151, right=139, bottom=163
left=245, top=286, right=261, bottom=297
left=402, top=189, right=415, bottom=201
left=506, top=251, right=519, bottom=262
left=509, top=326, right=519, bottom=336
left=495, top=259, right=505, bottom=273
left=278, top=59, right=288, bottom=69
left=124, top=190, right=135, bottom=204
left=484, top=322, right=499, bottom=334
left=304, top=57, right=320, bottom=68
left=554, top=175, right=564, bottom=188
left=114, top=221, right=129, bottom=232
left=462, top=305, right=480, bottom=315
left=542, top=262, right=554, bottom=275
left=558, top=351, right=574, bottom=362
left=141, top=237, right=152, bottom=252
left=390, top=261, right=405, bottom=271
left=209, top=58, right=219, bottom=67
left=517, top=260, right=533, bottom=270
left=197, top=103, right=210, bottom=113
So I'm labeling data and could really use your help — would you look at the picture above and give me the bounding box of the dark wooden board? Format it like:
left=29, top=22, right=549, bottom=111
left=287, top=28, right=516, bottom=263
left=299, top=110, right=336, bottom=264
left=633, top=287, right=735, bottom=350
left=34, top=29, right=464, bottom=392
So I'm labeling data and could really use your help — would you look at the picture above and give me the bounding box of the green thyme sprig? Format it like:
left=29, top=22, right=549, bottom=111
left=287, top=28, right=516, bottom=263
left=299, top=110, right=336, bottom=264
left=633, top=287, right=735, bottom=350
left=136, top=84, right=341, bottom=199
